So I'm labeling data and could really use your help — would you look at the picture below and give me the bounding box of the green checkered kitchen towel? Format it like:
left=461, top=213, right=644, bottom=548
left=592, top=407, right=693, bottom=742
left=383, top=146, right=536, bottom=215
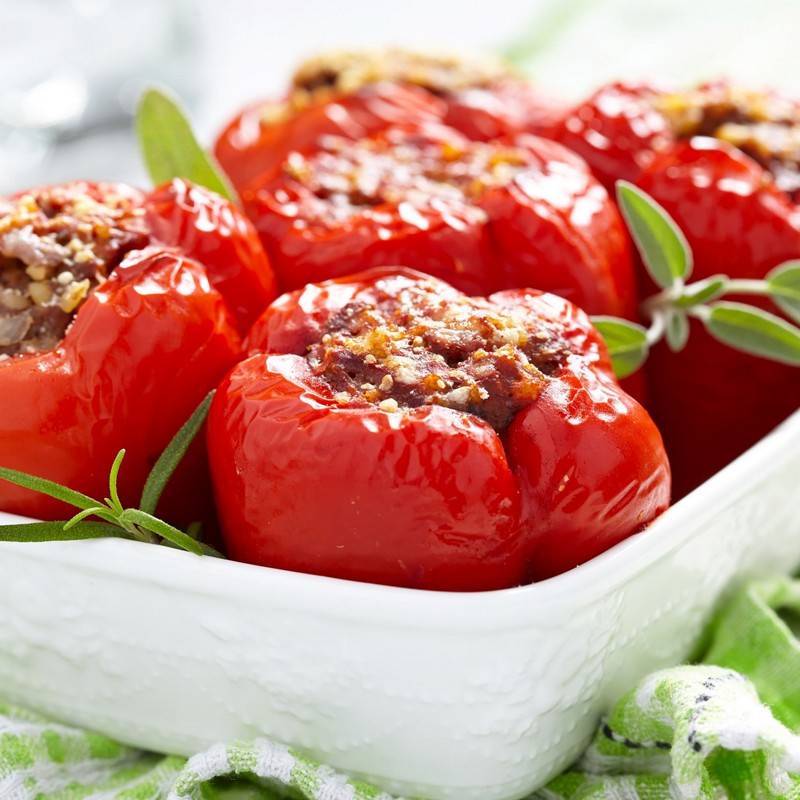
left=2, top=576, right=800, bottom=800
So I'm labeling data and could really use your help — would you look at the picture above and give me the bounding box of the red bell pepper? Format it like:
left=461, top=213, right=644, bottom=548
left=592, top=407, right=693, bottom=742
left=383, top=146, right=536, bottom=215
left=214, top=49, right=566, bottom=192
left=208, top=267, right=669, bottom=589
left=144, top=177, right=278, bottom=333
left=553, top=82, right=800, bottom=497
left=241, top=121, right=638, bottom=319
left=0, top=180, right=269, bottom=524
left=548, top=81, right=670, bottom=191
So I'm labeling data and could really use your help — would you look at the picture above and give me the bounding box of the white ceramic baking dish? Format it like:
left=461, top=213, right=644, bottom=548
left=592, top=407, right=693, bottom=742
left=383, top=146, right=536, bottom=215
left=0, top=407, right=799, bottom=800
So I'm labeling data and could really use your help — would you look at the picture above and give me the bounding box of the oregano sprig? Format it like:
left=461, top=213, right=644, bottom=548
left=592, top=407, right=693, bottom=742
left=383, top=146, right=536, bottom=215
left=0, top=392, right=222, bottom=557
left=593, top=182, right=800, bottom=377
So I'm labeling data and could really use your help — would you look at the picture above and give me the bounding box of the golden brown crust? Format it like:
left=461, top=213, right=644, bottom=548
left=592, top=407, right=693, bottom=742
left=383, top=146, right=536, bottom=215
left=280, top=130, right=530, bottom=222
left=258, top=49, right=518, bottom=129
left=306, top=279, right=568, bottom=431
left=292, top=48, right=516, bottom=98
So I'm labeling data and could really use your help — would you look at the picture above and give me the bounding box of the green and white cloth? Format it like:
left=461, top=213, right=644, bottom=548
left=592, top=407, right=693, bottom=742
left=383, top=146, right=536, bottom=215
left=2, top=577, right=800, bottom=800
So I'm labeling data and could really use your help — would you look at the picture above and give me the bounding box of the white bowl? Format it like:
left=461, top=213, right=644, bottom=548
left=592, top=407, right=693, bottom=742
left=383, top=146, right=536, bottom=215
left=0, top=408, right=799, bottom=800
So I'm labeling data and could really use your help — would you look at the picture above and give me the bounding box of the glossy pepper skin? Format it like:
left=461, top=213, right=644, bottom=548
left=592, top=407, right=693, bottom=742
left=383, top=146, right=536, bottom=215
left=550, top=80, right=800, bottom=195
left=549, top=81, right=670, bottom=192
left=0, top=180, right=260, bottom=525
left=144, top=178, right=278, bottom=333
left=438, top=77, right=567, bottom=142
left=214, top=49, right=566, bottom=193
left=242, top=122, right=638, bottom=319
left=554, top=82, right=800, bottom=497
left=208, top=267, right=670, bottom=590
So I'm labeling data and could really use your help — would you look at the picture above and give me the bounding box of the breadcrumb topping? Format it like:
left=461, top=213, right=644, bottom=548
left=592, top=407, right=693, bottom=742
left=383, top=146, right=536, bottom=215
left=0, top=186, right=149, bottom=357
left=282, top=129, right=529, bottom=222
left=260, top=49, right=516, bottom=127
left=655, top=84, right=800, bottom=198
left=306, top=277, right=568, bottom=431
left=292, top=48, right=513, bottom=97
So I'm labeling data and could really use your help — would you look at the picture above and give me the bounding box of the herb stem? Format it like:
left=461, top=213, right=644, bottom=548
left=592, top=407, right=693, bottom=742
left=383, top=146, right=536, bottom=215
left=723, top=279, right=771, bottom=296
left=686, top=305, right=712, bottom=322
left=599, top=182, right=800, bottom=375
left=646, top=309, right=668, bottom=346
left=641, top=285, right=681, bottom=319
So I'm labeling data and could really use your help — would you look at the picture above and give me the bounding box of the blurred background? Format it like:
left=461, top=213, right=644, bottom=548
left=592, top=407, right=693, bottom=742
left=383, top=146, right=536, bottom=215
left=2, top=0, right=799, bottom=194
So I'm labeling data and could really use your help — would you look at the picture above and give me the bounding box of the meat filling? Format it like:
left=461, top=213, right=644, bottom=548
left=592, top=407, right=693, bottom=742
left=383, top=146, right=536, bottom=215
left=655, top=85, right=800, bottom=198
left=0, top=187, right=149, bottom=357
left=283, top=131, right=529, bottom=222
left=291, top=49, right=514, bottom=98
left=306, top=279, right=568, bottom=432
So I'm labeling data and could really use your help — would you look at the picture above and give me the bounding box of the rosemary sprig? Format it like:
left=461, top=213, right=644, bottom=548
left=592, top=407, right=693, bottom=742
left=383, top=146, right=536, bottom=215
left=0, top=392, right=221, bottom=557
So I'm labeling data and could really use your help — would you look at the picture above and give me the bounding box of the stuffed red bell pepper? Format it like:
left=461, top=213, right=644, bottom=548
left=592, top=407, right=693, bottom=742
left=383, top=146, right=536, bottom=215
left=551, top=80, right=800, bottom=195
left=215, top=49, right=566, bottom=192
left=0, top=180, right=272, bottom=524
left=553, top=81, right=800, bottom=497
left=207, top=267, right=670, bottom=590
left=242, top=121, right=638, bottom=319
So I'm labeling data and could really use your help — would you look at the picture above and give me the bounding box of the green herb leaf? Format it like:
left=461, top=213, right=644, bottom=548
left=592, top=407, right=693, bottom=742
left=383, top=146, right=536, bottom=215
left=136, top=86, right=239, bottom=206
left=197, top=541, right=224, bottom=558
left=616, top=181, right=693, bottom=289
left=591, top=316, right=650, bottom=378
left=186, top=521, right=203, bottom=541
left=767, top=261, right=800, bottom=325
left=674, top=275, right=728, bottom=308
left=160, top=535, right=224, bottom=558
left=0, top=467, right=101, bottom=512
left=119, top=508, right=204, bottom=556
left=0, top=393, right=218, bottom=557
left=139, top=391, right=215, bottom=516
left=107, top=449, right=126, bottom=514
left=0, top=520, right=132, bottom=543
left=666, top=310, right=690, bottom=352
left=703, top=302, right=800, bottom=365
left=63, top=506, right=118, bottom=530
